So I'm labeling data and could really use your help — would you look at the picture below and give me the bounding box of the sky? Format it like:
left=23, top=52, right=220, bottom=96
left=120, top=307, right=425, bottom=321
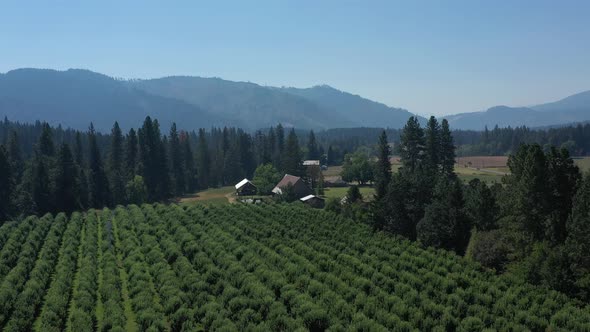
left=1, top=0, right=589, bottom=117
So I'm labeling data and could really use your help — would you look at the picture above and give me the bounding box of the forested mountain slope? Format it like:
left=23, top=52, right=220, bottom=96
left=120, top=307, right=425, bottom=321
left=279, top=85, right=423, bottom=128
left=0, top=69, right=231, bottom=132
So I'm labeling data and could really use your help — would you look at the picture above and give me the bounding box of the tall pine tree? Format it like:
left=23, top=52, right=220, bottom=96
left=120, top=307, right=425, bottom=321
left=196, top=128, right=210, bottom=189
left=87, top=123, right=110, bottom=208
left=54, top=143, right=79, bottom=213
left=440, top=119, right=456, bottom=177
left=169, top=123, right=185, bottom=196
left=0, top=146, right=11, bottom=220
left=398, top=116, right=424, bottom=173
left=282, top=129, right=303, bottom=176
left=108, top=122, right=126, bottom=205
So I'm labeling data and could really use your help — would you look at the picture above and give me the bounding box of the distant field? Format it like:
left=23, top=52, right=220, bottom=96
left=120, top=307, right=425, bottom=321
left=456, top=156, right=509, bottom=169
left=323, top=165, right=343, bottom=177
left=574, top=157, right=590, bottom=172
left=323, top=186, right=375, bottom=201
left=178, top=186, right=235, bottom=205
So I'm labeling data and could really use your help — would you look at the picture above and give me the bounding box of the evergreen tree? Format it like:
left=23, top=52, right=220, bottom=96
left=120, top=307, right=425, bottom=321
left=381, top=173, right=413, bottom=237
left=238, top=132, right=256, bottom=179
left=398, top=116, right=424, bottom=173
left=440, top=119, right=456, bottom=177
left=374, top=130, right=391, bottom=200
left=31, top=152, right=51, bottom=214
left=502, top=144, right=549, bottom=245
left=346, top=185, right=363, bottom=204
left=424, top=116, right=441, bottom=174
left=74, top=132, right=84, bottom=166
left=38, top=122, right=55, bottom=157
left=54, top=143, right=79, bottom=213
left=196, top=129, right=210, bottom=189
left=417, top=177, right=470, bottom=253
left=125, top=128, right=138, bottom=179
left=154, top=121, right=170, bottom=199
left=327, top=145, right=334, bottom=166
left=87, top=124, right=110, bottom=208
left=108, top=122, right=126, bottom=205
left=545, top=147, right=580, bottom=244
left=169, top=123, right=185, bottom=196
left=464, top=179, right=498, bottom=232
left=275, top=124, right=285, bottom=170
left=7, top=131, right=23, bottom=180
left=180, top=132, right=196, bottom=192
left=282, top=129, right=303, bottom=176
left=307, top=130, right=320, bottom=160
left=566, top=173, right=590, bottom=300
left=0, top=146, right=11, bottom=220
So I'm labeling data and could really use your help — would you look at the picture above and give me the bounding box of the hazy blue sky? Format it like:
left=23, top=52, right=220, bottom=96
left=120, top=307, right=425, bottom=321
left=1, top=0, right=589, bottom=116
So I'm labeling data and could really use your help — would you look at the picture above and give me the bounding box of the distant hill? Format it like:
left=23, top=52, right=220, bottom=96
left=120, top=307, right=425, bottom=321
left=129, top=77, right=354, bottom=129
left=0, top=68, right=418, bottom=131
left=130, top=77, right=421, bottom=129
left=444, top=91, right=590, bottom=130
left=278, top=85, right=422, bottom=128
left=0, top=69, right=231, bottom=132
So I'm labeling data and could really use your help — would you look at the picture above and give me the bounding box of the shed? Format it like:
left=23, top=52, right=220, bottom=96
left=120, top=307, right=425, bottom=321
left=300, top=195, right=325, bottom=208
left=272, top=174, right=313, bottom=198
left=303, top=160, right=320, bottom=166
left=235, top=178, right=257, bottom=196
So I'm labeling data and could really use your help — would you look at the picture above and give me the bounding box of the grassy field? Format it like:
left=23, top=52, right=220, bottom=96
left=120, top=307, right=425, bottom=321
left=574, top=157, right=590, bottom=172
left=323, top=186, right=375, bottom=200
left=178, top=186, right=236, bottom=205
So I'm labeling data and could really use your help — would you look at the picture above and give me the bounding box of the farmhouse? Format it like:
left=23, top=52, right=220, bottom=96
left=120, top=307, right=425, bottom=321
left=272, top=174, right=313, bottom=198
left=235, top=178, right=257, bottom=196
left=300, top=195, right=325, bottom=208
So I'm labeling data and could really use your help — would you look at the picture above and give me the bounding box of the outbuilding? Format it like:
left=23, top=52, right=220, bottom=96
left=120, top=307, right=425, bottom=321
left=300, top=195, right=325, bottom=208
left=235, top=178, right=257, bottom=196
left=272, top=174, right=313, bottom=198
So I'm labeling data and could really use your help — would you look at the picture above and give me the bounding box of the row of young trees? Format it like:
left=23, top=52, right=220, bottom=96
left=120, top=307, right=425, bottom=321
left=370, top=116, right=590, bottom=301
left=0, top=117, right=320, bottom=219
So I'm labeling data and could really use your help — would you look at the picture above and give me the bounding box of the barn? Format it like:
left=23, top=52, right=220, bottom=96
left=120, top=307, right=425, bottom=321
left=235, top=178, right=257, bottom=196
left=300, top=195, right=325, bottom=208
left=272, top=174, right=313, bottom=198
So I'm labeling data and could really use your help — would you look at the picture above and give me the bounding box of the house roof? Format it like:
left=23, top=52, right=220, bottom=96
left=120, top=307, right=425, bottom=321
left=235, top=178, right=253, bottom=190
left=303, top=160, right=320, bottom=166
left=300, top=194, right=324, bottom=202
left=272, top=174, right=301, bottom=194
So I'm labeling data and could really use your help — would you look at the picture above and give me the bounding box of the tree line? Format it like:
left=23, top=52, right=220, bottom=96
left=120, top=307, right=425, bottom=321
left=369, top=116, right=590, bottom=301
left=307, top=122, right=590, bottom=162
left=0, top=117, right=324, bottom=219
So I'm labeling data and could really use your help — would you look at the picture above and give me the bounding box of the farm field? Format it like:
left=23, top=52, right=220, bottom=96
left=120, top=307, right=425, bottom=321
left=574, top=157, right=590, bottom=172
left=0, top=204, right=589, bottom=331
left=178, top=186, right=235, bottom=205
left=323, top=186, right=375, bottom=201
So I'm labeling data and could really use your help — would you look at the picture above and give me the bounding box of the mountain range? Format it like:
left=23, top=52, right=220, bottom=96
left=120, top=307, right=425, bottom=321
left=0, top=68, right=419, bottom=132
left=443, top=91, right=590, bottom=130
left=0, top=68, right=588, bottom=132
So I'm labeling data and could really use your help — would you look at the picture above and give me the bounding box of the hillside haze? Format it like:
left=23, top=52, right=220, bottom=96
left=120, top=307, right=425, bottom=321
left=0, top=68, right=421, bottom=132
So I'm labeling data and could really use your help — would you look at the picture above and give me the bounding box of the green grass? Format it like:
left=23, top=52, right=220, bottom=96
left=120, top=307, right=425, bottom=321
left=574, top=157, right=590, bottom=172
left=454, top=166, right=505, bottom=184
left=179, top=186, right=236, bottom=205
left=323, top=186, right=375, bottom=200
